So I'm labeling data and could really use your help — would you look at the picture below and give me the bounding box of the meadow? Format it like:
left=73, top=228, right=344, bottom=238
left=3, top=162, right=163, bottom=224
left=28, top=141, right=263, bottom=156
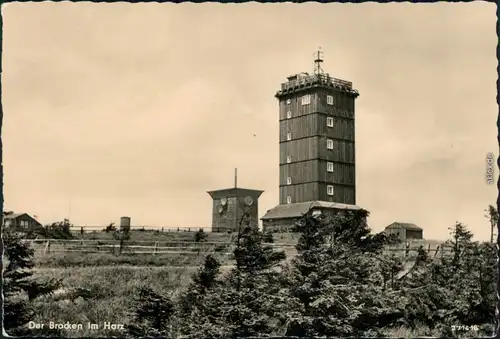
left=7, top=218, right=495, bottom=339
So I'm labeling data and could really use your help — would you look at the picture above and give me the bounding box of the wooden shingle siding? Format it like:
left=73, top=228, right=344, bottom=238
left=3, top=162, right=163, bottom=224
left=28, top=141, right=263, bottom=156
left=279, top=115, right=318, bottom=141
left=316, top=115, right=355, bottom=141
left=318, top=137, right=355, bottom=163
left=276, top=75, right=358, bottom=206
left=279, top=93, right=317, bottom=120
left=317, top=160, right=355, bottom=185
left=279, top=138, right=319, bottom=163
left=279, top=160, right=319, bottom=185
left=318, top=183, right=356, bottom=205
left=314, top=89, right=355, bottom=119
left=280, top=183, right=319, bottom=204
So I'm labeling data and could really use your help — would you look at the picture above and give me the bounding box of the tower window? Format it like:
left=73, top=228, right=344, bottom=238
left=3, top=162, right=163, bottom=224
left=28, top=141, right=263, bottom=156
left=287, top=177, right=292, bottom=185
left=326, top=117, right=334, bottom=127
left=327, top=162, right=334, bottom=172
left=301, top=95, right=311, bottom=105
left=286, top=111, right=292, bottom=119
left=327, top=95, right=334, bottom=105
left=287, top=133, right=292, bottom=141
left=286, top=196, right=292, bottom=204
left=286, top=156, right=292, bottom=163
left=286, top=99, right=291, bottom=105
left=327, top=185, right=334, bottom=196
left=327, top=139, right=333, bottom=149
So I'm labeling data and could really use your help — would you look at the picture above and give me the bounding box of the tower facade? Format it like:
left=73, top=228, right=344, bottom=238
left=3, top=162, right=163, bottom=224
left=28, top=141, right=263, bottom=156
left=276, top=54, right=359, bottom=205
left=262, top=52, right=361, bottom=232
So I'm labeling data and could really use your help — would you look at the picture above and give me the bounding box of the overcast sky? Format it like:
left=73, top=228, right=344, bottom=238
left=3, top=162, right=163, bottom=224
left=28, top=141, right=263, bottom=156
left=2, top=2, right=497, bottom=240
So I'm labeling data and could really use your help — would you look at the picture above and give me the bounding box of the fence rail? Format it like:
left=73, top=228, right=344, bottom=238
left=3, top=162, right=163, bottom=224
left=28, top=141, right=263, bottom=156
left=27, top=238, right=451, bottom=258
left=68, top=226, right=230, bottom=233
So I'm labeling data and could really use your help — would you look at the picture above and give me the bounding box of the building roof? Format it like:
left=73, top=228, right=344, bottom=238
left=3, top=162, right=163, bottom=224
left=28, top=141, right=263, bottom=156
left=261, top=201, right=361, bottom=220
left=3, top=212, right=24, bottom=219
left=385, top=222, right=422, bottom=231
left=207, top=188, right=264, bottom=199
left=3, top=212, right=42, bottom=225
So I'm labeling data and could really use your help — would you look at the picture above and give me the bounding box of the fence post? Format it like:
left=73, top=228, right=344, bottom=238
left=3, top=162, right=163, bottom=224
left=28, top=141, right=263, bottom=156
left=434, top=245, right=440, bottom=258
left=44, top=241, right=50, bottom=254
left=427, top=244, right=431, bottom=253
left=154, top=242, right=158, bottom=255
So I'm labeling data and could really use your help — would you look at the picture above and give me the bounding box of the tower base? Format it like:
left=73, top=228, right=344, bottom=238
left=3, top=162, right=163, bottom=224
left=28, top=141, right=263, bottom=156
left=261, top=201, right=361, bottom=233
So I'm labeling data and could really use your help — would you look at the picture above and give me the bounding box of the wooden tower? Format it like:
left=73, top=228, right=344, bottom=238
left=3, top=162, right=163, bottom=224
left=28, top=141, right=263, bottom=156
left=262, top=50, right=361, bottom=231
left=277, top=50, right=359, bottom=204
left=207, top=169, right=264, bottom=232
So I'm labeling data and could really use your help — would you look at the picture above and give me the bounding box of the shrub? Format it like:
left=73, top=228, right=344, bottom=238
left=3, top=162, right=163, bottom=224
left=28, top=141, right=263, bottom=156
left=194, top=228, right=208, bottom=243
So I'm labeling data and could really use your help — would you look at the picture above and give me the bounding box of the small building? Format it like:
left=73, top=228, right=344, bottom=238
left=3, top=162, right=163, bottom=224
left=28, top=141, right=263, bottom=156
left=384, top=222, right=423, bottom=241
left=207, top=188, right=264, bottom=232
left=262, top=201, right=361, bottom=232
left=3, top=211, right=42, bottom=231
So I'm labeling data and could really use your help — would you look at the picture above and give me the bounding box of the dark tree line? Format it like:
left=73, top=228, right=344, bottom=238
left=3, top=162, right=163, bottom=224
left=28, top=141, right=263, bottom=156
left=125, top=209, right=498, bottom=338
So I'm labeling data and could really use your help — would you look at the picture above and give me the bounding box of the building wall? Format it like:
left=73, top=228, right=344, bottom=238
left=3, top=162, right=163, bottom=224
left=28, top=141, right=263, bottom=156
left=262, top=218, right=298, bottom=232
left=4, top=216, right=40, bottom=231
left=278, top=84, right=356, bottom=205
left=406, top=229, right=423, bottom=240
left=262, top=207, right=355, bottom=233
left=211, top=195, right=260, bottom=232
left=384, top=227, right=423, bottom=241
left=280, top=182, right=319, bottom=204
left=384, top=227, right=406, bottom=240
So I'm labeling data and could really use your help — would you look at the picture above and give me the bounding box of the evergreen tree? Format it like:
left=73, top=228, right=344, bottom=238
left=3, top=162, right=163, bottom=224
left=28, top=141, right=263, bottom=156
left=179, top=213, right=287, bottom=338
left=3, top=227, right=61, bottom=336
left=126, top=286, right=175, bottom=338
left=400, top=222, right=497, bottom=335
left=282, top=211, right=405, bottom=337
left=178, top=254, right=221, bottom=318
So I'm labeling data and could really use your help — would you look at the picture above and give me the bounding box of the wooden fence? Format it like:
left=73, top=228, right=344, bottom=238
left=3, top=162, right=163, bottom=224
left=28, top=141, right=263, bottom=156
left=24, top=238, right=450, bottom=258
left=70, top=226, right=230, bottom=233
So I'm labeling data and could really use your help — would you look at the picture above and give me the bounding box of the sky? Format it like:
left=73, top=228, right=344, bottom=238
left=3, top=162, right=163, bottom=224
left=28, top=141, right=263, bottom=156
left=2, top=2, right=497, bottom=240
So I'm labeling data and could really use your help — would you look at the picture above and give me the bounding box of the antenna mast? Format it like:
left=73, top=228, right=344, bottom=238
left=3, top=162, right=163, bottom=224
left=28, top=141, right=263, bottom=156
left=314, top=47, right=324, bottom=75
left=234, top=168, right=238, bottom=188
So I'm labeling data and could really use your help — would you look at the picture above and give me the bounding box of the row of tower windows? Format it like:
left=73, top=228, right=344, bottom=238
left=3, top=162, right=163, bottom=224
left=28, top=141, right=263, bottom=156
left=286, top=134, right=334, bottom=149
left=285, top=111, right=335, bottom=129
left=284, top=161, right=334, bottom=172
left=286, top=184, right=334, bottom=204
left=285, top=119, right=334, bottom=140
left=285, top=94, right=335, bottom=107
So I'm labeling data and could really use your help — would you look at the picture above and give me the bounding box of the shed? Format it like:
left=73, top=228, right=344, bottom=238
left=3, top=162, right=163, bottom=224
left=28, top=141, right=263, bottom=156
left=384, top=222, right=423, bottom=241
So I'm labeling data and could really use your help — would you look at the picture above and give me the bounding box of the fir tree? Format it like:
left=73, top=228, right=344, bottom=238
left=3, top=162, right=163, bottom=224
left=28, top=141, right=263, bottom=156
left=126, top=286, right=175, bottom=338
left=3, top=227, right=61, bottom=336
left=179, top=213, right=287, bottom=338
left=283, top=211, right=406, bottom=337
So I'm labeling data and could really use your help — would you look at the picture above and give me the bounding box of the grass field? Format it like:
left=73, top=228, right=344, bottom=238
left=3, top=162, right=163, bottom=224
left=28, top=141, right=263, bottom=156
left=31, top=262, right=485, bottom=338
left=31, top=265, right=200, bottom=337
left=24, top=231, right=458, bottom=338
